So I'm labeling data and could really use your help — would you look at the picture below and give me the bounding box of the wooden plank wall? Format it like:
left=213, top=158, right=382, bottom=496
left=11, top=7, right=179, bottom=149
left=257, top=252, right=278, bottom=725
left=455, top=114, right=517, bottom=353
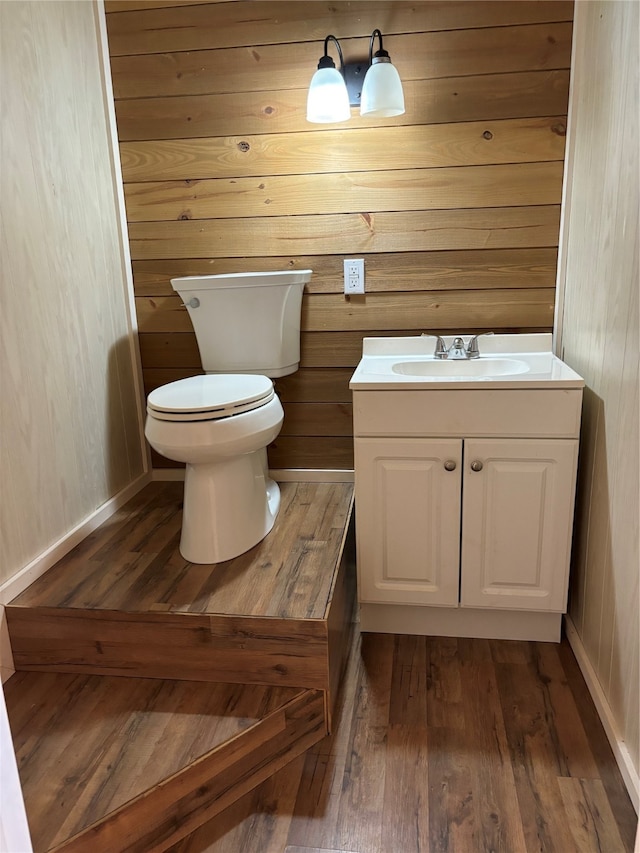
left=105, top=0, right=573, bottom=470
left=560, top=0, right=639, bottom=796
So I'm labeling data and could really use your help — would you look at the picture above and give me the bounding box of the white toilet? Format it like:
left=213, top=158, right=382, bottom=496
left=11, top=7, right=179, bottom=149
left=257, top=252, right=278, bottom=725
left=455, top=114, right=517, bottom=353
left=145, top=269, right=312, bottom=564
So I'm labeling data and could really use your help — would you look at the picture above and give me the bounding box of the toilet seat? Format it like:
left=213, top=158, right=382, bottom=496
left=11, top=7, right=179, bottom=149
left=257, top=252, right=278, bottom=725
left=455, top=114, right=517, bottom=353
left=147, top=375, right=275, bottom=422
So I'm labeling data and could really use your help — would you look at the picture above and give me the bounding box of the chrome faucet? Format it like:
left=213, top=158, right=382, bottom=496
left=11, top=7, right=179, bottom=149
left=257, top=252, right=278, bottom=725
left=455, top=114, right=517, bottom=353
left=467, top=331, right=494, bottom=359
left=446, top=331, right=495, bottom=359
left=447, top=337, right=467, bottom=359
left=422, top=333, right=448, bottom=359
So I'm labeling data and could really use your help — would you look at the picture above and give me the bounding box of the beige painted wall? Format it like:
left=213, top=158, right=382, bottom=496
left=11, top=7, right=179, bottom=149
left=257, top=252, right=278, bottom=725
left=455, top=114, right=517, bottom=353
left=560, top=0, right=639, bottom=790
left=0, top=1, right=146, bottom=589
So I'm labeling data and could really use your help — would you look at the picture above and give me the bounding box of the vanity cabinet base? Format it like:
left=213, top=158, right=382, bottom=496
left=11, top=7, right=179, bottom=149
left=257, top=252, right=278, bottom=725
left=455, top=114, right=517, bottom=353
left=360, top=603, right=562, bottom=642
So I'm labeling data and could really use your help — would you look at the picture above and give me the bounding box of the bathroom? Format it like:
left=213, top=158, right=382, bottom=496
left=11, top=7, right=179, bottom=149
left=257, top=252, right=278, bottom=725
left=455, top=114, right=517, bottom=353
left=0, top=1, right=637, bottom=850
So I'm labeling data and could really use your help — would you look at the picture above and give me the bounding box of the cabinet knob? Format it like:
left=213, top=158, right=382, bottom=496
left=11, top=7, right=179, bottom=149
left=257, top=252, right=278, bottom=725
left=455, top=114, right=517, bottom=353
left=444, top=460, right=457, bottom=471
left=470, top=460, right=484, bottom=472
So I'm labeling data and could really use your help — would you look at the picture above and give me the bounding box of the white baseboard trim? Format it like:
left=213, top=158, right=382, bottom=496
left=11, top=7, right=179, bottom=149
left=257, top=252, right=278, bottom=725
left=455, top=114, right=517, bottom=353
left=151, top=468, right=355, bottom=483
left=0, top=472, right=151, bottom=608
left=565, top=616, right=639, bottom=813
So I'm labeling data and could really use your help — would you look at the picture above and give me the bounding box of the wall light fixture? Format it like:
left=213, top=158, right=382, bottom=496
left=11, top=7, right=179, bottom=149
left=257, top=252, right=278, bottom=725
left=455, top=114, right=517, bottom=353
left=306, top=29, right=405, bottom=123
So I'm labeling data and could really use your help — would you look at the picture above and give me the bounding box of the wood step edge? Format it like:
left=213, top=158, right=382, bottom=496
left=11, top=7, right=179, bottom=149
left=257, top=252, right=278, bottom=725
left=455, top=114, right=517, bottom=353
left=47, top=687, right=326, bottom=853
left=6, top=604, right=331, bottom=691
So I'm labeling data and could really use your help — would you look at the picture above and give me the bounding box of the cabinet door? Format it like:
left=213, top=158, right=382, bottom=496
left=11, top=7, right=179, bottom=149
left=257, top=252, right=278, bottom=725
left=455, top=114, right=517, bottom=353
left=354, top=438, right=461, bottom=606
left=461, top=439, right=578, bottom=611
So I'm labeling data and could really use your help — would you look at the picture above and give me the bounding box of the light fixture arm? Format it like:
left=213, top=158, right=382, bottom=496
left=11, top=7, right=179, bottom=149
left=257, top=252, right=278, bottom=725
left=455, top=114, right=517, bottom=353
left=368, top=28, right=390, bottom=64
left=369, top=30, right=389, bottom=65
left=317, top=34, right=345, bottom=73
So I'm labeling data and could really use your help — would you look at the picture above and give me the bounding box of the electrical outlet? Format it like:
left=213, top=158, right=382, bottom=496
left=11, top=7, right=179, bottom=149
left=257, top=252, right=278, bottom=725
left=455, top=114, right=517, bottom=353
left=344, top=258, right=365, bottom=294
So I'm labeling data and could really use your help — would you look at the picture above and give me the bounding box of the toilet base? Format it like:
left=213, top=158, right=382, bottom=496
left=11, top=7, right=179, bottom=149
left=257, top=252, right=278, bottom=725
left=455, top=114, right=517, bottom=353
left=180, top=447, right=280, bottom=564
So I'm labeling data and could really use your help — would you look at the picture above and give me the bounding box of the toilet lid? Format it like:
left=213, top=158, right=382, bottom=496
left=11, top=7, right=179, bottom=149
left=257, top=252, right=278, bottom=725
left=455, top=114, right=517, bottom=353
left=147, top=375, right=275, bottom=421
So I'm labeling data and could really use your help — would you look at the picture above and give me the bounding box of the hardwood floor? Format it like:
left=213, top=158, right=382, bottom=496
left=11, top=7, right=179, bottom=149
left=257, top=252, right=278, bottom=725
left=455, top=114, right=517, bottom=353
left=167, top=630, right=638, bottom=853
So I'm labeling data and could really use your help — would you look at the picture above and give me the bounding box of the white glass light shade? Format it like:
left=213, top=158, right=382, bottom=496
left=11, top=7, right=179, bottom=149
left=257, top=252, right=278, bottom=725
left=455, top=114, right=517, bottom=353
left=306, top=66, right=351, bottom=123
left=360, top=60, right=405, bottom=117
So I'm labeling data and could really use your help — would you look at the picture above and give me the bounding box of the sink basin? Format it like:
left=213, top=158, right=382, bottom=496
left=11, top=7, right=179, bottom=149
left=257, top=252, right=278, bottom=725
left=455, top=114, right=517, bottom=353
left=349, top=334, right=585, bottom=390
left=392, top=358, right=529, bottom=378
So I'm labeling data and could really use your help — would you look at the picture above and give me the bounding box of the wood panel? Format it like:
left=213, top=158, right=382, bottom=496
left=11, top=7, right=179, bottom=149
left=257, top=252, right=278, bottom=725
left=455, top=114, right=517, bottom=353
left=0, top=0, right=145, bottom=583
left=106, top=0, right=224, bottom=13
left=124, top=161, right=563, bottom=222
left=110, top=23, right=572, bottom=99
left=129, top=206, right=561, bottom=260
left=132, top=248, right=559, bottom=296
left=115, top=70, right=570, bottom=141
left=120, top=117, right=566, bottom=183
left=559, top=0, right=640, bottom=800
left=105, top=0, right=572, bottom=470
left=274, top=369, right=353, bottom=403
left=136, top=289, right=555, bottom=334
left=280, top=403, right=352, bottom=437
left=106, top=2, right=573, bottom=57
left=268, top=437, right=354, bottom=470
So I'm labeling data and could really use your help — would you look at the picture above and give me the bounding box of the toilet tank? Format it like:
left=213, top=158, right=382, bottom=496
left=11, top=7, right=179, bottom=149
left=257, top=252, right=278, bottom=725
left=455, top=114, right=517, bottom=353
left=171, top=270, right=312, bottom=377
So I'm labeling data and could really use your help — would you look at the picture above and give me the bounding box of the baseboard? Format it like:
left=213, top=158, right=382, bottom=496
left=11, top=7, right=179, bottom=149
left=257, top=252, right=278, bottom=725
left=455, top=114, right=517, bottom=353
left=152, top=468, right=355, bottom=483
left=0, top=472, right=151, bottom=611
left=565, top=616, right=639, bottom=813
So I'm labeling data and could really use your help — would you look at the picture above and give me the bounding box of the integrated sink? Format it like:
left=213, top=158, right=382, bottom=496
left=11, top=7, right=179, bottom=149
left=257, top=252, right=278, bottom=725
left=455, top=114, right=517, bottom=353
left=349, top=334, right=585, bottom=390
left=391, top=357, right=529, bottom=378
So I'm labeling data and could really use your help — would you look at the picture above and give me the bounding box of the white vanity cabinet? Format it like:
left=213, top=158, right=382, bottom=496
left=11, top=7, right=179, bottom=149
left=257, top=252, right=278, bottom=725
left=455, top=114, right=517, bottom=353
left=355, top=434, right=578, bottom=614
left=351, top=379, right=584, bottom=642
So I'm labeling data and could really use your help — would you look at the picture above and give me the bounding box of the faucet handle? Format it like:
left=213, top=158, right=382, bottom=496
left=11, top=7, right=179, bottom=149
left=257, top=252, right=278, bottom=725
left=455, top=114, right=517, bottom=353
left=422, top=332, right=448, bottom=359
left=467, top=331, right=494, bottom=359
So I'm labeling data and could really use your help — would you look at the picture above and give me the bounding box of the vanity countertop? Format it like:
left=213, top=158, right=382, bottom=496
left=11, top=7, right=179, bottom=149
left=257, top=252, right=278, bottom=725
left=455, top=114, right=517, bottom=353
left=349, top=334, right=585, bottom=391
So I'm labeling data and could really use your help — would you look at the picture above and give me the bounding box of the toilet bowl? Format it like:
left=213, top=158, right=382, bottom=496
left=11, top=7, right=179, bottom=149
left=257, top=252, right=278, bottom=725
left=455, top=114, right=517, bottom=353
left=144, top=269, right=312, bottom=564
left=145, top=374, right=283, bottom=563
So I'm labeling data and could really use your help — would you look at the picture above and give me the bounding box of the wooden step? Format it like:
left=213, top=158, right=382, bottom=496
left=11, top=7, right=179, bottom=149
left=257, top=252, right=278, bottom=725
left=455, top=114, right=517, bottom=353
left=6, top=481, right=356, bottom=725
left=4, top=671, right=326, bottom=853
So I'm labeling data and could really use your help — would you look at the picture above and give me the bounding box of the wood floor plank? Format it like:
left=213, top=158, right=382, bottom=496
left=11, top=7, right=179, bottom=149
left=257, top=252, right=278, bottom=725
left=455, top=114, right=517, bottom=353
left=8, top=606, right=331, bottom=689
left=531, top=642, right=600, bottom=779
left=557, top=777, right=628, bottom=853
left=381, top=725, right=430, bottom=852
left=426, top=636, right=465, bottom=729
left=427, top=724, right=477, bottom=851
left=285, top=848, right=362, bottom=853
left=494, top=657, right=581, bottom=852
left=460, top=659, right=528, bottom=852
left=389, top=633, right=428, bottom=726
